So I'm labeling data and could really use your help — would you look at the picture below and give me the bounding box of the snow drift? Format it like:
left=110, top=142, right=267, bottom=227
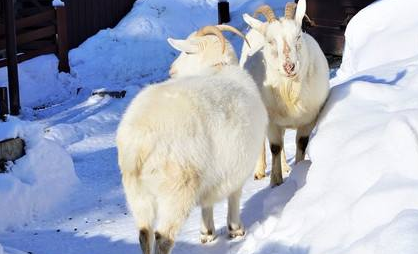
left=338, top=0, right=418, bottom=79
left=0, top=117, right=78, bottom=231
left=236, top=1, right=418, bottom=254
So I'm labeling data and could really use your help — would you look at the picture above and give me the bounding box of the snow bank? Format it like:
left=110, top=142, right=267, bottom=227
left=69, top=0, right=288, bottom=89
left=0, top=0, right=288, bottom=109
left=69, top=0, right=217, bottom=89
left=235, top=1, right=418, bottom=254
left=338, top=0, right=418, bottom=79
left=0, top=55, right=76, bottom=108
left=0, top=117, right=78, bottom=231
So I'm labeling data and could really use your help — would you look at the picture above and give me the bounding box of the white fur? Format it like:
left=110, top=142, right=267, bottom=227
left=241, top=0, right=329, bottom=185
left=117, top=30, right=267, bottom=254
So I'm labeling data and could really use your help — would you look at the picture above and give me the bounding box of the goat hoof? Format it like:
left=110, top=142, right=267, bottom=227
left=270, top=178, right=284, bottom=187
left=200, top=233, right=217, bottom=244
left=254, top=172, right=266, bottom=180
left=228, top=223, right=245, bottom=239
left=228, top=227, right=245, bottom=239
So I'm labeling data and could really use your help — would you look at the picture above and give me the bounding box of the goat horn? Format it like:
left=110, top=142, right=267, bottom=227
left=284, top=2, right=297, bottom=19
left=196, top=26, right=226, bottom=53
left=216, top=24, right=251, bottom=48
left=253, top=5, right=276, bottom=23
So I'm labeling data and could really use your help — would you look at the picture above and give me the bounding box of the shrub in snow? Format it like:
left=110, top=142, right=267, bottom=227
left=0, top=117, right=78, bottom=231
left=240, top=1, right=329, bottom=185
left=117, top=25, right=267, bottom=254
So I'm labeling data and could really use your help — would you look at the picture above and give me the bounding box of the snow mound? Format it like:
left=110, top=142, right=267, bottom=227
left=0, top=117, right=78, bottom=231
left=0, top=55, right=76, bottom=109
left=69, top=0, right=289, bottom=90
left=235, top=1, right=418, bottom=253
left=0, top=0, right=289, bottom=110
left=338, top=0, right=418, bottom=79
left=69, top=0, right=218, bottom=89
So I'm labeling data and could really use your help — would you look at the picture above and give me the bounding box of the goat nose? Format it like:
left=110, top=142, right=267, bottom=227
left=283, top=62, right=295, bottom=74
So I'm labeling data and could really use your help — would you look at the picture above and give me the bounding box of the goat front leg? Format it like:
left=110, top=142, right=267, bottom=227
left=200, top=206, right=216, bottom=243
left=295, top=121, right=316, bottom=163
left=227, top=188, right=245, bottom=238
left=254, top=140, right=267, bottom=180
left=268, top=123, right=285, bottom=186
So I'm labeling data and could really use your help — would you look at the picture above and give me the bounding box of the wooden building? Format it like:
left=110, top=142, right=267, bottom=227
left=303, top=0, right=375, bottom=56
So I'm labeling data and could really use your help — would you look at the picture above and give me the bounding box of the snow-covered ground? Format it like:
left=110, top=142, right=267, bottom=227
left=1, top=0, right=418, bottom=253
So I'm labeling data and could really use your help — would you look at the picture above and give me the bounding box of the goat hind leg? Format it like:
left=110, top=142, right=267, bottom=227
left=122, top=173, right=155, bottom=254
left=227, top=188, right=245, bottom=238
left=200, top=206, right=216, bottom=243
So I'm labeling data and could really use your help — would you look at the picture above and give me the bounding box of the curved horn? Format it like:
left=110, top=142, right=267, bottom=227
left=253, top=5, right=276, bottom=23
left=285, top=2, right=297, bottom=19
left=216, top=24, right=251, bottom=48
left=196, top=25, right=226, bottom=53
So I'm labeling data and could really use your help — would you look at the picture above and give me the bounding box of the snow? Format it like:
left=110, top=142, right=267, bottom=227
left=0, top=55, right=76, bottom=109
left=52, top=0, right=64, bottom=7
left=337, top=0, right=418, bottom=79
left=0, top=117, right=78, bottom=231
left=1, top=0, right=418, bottom=253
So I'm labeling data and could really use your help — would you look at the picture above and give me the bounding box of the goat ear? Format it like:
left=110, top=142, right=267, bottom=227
left=295, top=0, right=306, bottom=26
left=243, top=14, right=266, bottom=35
left=167, top=38, right=199, bottom=54
left=245, top=29, right=265, bottom=56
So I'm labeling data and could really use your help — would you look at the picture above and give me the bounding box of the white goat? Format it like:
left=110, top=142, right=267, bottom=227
left=241, top=1, right=330, bottom=185
left=116, top=25, right=268, bottom=254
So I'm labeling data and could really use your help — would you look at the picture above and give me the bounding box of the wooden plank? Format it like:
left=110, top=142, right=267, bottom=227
left=4, top=0, right=20, bottom=116
left=56, top=6, right=70, bottom=72
left=0, top=44, right=56, bottom=68
left=0, top=87, right=8, bottom=118
left=111, top=0, right=118, bottom=26
left=105, top=0, right=112, bottom=27
left=16, top=9, right=55, bottom=30
left=93, top=0, right=100, bottom=35
left=92, top=90, right=127, bottom=99
left=0, top=25, right=55, bottom=48
left=18, top=40, right=55, bottom=50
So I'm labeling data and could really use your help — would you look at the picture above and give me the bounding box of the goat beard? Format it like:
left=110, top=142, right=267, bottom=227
left=277, top=78, right=302, bottom=113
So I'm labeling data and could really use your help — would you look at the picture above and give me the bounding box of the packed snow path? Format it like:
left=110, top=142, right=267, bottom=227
left=0, top=88, right=305, bottom=254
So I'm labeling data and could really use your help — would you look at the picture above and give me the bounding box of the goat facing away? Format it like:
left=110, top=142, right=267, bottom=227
left=116, top=25, right=268, bottom=254
left=240, top=1, right=330, bottom=186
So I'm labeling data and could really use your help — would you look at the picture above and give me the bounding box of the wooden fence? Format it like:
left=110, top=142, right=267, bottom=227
left=0, top=6, right=69, bottom=72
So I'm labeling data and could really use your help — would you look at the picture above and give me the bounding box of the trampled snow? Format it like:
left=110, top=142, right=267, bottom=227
left=1, top=0, right=418, bottom=253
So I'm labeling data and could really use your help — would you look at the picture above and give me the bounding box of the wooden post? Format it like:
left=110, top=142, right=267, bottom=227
left=56, top=5, right=70, bottom=73
left=4, top=0, right=20, bottom=115
left=218, top=1, right=230, bottom=24
left=0, top=87, right=9, bottom=120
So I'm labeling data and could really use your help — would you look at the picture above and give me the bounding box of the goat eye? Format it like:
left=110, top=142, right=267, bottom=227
left=297, top=35, right=302, bottom=41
